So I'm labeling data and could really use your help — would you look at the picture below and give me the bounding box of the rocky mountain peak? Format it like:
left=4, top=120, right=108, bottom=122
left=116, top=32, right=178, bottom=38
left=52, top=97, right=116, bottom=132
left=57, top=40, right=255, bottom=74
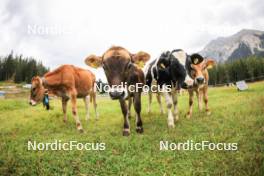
left=200, top=29, right=264, bottom=62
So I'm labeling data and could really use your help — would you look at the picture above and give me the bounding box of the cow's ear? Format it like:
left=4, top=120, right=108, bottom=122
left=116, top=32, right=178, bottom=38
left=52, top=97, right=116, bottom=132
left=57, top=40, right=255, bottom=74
left=85, top=55, right=102, bottom=68
left=190, top=53, right=204, bottom=65
left=31, top=76, right=36, bottom=82
left=131, top=51, right=151, bottom=68
left=31, top=76, right=41, bottom=86
left=205, top=59, right=216, bottom=69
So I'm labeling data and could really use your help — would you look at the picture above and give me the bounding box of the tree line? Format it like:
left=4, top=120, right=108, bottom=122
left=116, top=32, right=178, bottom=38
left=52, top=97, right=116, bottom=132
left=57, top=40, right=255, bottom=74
left=208, top=56, right=264, bottom=86
left=0, top=51, right=49, bottom=83
left=95, top=56, right=264, bottom=90
left=1, top=51, right=263, bottom=86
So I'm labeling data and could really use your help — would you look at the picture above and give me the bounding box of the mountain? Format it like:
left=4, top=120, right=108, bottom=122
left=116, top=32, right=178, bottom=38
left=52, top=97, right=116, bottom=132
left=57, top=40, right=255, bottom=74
left=200, top=29, right=264, bottom=62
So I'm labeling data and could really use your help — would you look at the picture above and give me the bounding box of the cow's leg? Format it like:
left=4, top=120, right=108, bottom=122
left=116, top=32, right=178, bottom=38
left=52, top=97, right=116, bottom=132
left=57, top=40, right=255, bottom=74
left=70, top=92, right=83, bottom=132
left=84, top=95, right=90, bottom=121
left=127, top=97, right=132, bottom=118
left=156, top=92, right=164, bottom=114
left=134, top=93, right=143, bottom=133
left=163, top=87, right=174, bottom=128
left=197, top=89, right=203, bottom=112
left=91, top=92, right=98, bottom=119
left=119, top=99, right=130, bottom=136
left=147, top=91, right=152, bottom=114
left=172, top=89, right=179, bottom=122
left=62, top=98, right=68, bottom=123
left=187, top=89, right=194, bottom=119
left=203, top=86, right=211, bottom=115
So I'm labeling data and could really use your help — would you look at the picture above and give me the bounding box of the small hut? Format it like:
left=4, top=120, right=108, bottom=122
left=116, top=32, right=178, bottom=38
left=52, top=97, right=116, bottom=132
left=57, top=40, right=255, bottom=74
left=0, top=91, right=6, bottom=99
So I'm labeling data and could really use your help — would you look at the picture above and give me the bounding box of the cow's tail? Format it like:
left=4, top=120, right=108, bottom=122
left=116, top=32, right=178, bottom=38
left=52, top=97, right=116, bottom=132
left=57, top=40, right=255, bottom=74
left=90, top=90, right=96, bottom=103
left=90, top=78, right=98, bottom=119
left=90, top=77, right=96, bottom=103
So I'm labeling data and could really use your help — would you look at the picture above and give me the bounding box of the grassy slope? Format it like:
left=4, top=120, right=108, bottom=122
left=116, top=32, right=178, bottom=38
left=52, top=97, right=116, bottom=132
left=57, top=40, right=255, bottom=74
left=0, top=82, right=263, bottom=175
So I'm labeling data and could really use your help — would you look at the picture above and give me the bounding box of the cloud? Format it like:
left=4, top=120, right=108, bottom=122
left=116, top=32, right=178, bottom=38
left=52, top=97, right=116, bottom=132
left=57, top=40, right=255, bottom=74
left=0, top=0, right=263, bottom=81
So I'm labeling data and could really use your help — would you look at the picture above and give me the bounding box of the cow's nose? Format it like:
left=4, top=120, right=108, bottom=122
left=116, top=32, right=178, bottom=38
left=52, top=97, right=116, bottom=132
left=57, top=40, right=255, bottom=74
left=29, top=99, right=37, bottom=106
left=109, top=91, right=124, bottom=100
left=196, top=77, right=204, bottom=84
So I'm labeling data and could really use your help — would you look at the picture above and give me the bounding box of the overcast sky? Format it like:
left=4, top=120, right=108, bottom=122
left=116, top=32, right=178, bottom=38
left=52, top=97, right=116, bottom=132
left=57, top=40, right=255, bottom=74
left=0, top=0, right=263, bottom=81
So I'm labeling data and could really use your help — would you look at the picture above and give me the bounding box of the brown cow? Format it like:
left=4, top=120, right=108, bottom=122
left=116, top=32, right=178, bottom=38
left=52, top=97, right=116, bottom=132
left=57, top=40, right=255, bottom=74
left=29, top=65, right=98, bottom=132
left=186, top=54, right=215, bottom=118
left=85, top=46, right=150, bottom=136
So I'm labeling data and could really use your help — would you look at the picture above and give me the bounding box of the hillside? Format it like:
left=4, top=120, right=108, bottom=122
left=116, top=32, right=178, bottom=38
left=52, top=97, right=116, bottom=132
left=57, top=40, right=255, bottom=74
left=200, top=29, right=264, bottom=62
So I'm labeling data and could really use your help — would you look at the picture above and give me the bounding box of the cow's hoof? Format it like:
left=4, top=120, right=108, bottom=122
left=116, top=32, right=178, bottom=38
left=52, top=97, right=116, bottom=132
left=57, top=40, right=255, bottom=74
left=186, top=113, right=191, bottom=119
left=79, top=129, right=84, bottom=133
left=123, top=130, right=130, bottom=136
left=174, top=115, right=179, bottom=122
left=136, top=127, right=144, bottom=134
left=147, top=108, right=151, bottom=114
left=206, top=111, right=211, bottom=116
left=63, top=119, right=67, bottom=123
left=168, top=123, right=175, bottom=128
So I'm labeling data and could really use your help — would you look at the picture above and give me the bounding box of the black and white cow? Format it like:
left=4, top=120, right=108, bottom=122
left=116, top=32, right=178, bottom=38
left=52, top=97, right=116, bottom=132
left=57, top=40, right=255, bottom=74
left=145, top=49, right=215, bottom=126
left=145, top=49, right=194, bottom=127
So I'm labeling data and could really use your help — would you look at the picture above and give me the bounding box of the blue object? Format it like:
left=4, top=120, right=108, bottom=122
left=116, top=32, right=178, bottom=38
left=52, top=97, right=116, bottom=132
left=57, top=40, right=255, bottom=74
left=43, top=93, right=50, bottom=110
left=44, top=95, right=49, bottom=105
left=0, top=91, right=5, bottom=96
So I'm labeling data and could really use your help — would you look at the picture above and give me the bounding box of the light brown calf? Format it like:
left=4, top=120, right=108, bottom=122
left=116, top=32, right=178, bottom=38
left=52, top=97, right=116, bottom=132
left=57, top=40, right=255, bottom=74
left=85, top=46, right=150, bottom=136
left=29, top=65, right=98, bottom=132
left=186, top=56, right=215, bottom=118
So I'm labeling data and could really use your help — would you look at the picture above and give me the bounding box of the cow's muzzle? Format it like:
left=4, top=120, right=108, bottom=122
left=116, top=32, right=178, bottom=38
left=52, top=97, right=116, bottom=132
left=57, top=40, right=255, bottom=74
left=29, top=99, right=37, bottom=106
left=195, top=77, right=205, bottom=84
left=109, top=91, right=124, bottom=99
left=109, top=87, right=128, bottom=100
left=182, top=76, right=194, bottom=89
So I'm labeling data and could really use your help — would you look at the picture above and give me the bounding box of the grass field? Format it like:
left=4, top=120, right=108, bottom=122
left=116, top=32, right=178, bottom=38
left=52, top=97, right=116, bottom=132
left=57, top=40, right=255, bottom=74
left=0, top=82, right=264, bottom=175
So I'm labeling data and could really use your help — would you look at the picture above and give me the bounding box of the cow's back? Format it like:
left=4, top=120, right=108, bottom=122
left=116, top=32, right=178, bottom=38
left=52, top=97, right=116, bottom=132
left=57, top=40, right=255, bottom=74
left=45, top=65, right=95, bottom=97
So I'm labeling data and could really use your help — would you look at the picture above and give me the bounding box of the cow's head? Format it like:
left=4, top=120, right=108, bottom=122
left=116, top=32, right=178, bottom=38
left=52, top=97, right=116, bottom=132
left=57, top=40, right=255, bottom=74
left=154, top=50, right=193, bottom=90
left=189, top=53, right=215, bottom=86
left=85, top=46, right=150, bottom=100
left=29, top=76, right=45, bottom=105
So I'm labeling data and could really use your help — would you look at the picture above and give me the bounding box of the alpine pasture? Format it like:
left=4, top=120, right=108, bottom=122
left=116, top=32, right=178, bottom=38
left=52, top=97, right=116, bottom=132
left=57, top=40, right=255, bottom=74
left=0, top=81, right=263, bottom=175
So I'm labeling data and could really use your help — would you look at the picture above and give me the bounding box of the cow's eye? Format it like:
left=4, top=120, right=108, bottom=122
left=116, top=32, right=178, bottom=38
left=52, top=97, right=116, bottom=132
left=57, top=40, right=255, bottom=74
left=191, top=71, right=196, bottom=77
left=31, top=91, right=36, bottom=98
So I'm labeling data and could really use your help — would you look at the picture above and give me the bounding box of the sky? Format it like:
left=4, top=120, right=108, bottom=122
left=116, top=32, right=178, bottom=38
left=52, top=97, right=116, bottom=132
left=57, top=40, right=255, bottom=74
left=0, top=0, right=263, bottom=81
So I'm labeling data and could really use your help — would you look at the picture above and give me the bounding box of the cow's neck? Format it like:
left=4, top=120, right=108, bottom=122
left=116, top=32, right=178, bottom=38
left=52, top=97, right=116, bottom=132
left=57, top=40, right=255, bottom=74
left=185, top=56, right=190, bottom=77
left=41, top=74, right=58, bottom=89
left=127, top=65, right=144, bottom=86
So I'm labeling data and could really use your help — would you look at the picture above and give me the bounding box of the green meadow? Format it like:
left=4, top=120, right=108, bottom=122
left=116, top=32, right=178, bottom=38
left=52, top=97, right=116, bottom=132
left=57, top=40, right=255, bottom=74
left=0, top=82, right=263, bottom=175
